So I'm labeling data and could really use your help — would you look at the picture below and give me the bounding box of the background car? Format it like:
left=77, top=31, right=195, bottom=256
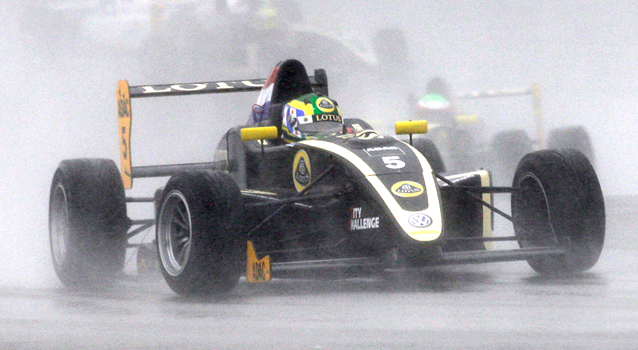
left=410, top=79, right=595, bottom=185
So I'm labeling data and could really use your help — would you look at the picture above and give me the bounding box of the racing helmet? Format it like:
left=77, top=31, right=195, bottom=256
left=416, top=93, right=455, bottom=125
left=281, top=93, right=343, bottom=142
left=417, top=93, right=452, bottom=111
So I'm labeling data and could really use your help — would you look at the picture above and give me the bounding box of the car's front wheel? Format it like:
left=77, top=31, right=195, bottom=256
left=157, top=171, right=245, bottom=296
left=511, top=149, right=605, bottom=276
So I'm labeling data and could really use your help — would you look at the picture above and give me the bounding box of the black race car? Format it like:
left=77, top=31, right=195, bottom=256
left=49, top=59, right=605, bottom=296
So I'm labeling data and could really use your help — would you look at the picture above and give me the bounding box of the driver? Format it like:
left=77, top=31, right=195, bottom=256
left=415, top=76, right=457, bottom=127
left=281, top=93, right=344, bottom=143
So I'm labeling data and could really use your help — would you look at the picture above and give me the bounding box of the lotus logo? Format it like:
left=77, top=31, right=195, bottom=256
left=408, top=213, right=432, bottom=228
left=295, top=158, right=310, bottom=185
left=316, top=97, right=335, bottom=112
left=391, top=181, right=424, bottom=197
left=293, top=150, right=311, bottom=192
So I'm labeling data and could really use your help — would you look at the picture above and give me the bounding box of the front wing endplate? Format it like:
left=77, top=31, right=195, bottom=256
left=246, top=241, right=271, bottom=283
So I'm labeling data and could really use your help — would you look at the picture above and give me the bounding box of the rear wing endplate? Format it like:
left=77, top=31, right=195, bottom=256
left=116, top=71, right=328, bottom=189
left=455, top=83, right=543, bottom=147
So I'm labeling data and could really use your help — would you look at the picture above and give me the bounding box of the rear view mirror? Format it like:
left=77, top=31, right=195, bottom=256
left=395, top=120, right=428, bottom=135
left=395, top=120, right=428, bottom=145
left=241, top=126, right=279, bottom=141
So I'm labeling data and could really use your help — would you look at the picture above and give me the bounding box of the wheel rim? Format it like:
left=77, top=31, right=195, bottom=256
left=50, top=184, right=70, bottom=267
left=158, top=190, right=193, bottom=276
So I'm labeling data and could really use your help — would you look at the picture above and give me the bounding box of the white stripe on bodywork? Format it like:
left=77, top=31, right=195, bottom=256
left=301, top=140, right=443, bottom=242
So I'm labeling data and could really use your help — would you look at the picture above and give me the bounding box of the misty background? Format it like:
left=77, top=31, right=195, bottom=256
left=1, top=1, right=636, bottom=287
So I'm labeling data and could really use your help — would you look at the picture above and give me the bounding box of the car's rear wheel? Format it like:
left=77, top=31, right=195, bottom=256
left=157, top=171, right=245, bottom=296
left=49, top=159, right=129, bottom=287
left=511, top=149, right=605, bottom=276
left=547, top=125, right=595, bottom=164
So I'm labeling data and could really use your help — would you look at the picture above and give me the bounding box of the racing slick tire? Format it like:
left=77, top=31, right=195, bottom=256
left=547, top=125, right=595, bottom=164
left=511, top=149, right=605, bottom=276
left=49, top=159, right=129, bottom=288
left=412, top=138, right=446, bottom=173
left=157, top=171, right=245, bottom=296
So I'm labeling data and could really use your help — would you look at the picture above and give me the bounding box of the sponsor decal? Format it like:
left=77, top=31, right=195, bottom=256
left=316, top=97, right=335, bottom=112
left=246, top=241, right=270, bottom=283
left=116, top=81, right=133, bottom=189
left=365, top=146, right=399, bottom=153
left=250, top=260, right=269, bottom=281
left=296, top=113, right=342, bottom=125
left=391, top=181, right=424, bottom=197
left=408, top=213, right=433, bottom=228
left=293, top=150, right=311, bottom=192
left=349, top=207, right=380, bottom=230
left=351, top=123, right=364, bottom=132
left=140, top=84, right=206, bottom=93
left=314, top=114, right=342, bottom=123
left=139, top=80, right=265, bottom=94
left=298, top=114, right=313, bottom=124
left=363, top=146, right=405, bottom=157
left=117, top=94, right=130, bottom=120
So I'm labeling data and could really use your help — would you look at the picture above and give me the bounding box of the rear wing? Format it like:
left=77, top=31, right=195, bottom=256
left=116, top=70, right=329, bottom=189
left=455, top=83, right=543, bottom=147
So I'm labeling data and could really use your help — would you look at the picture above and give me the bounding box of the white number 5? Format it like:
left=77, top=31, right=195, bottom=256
left=382, top=156, right=405, bottom=169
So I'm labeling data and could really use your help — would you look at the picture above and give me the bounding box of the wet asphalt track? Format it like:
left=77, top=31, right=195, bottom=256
left=1, top=196, right=637, bottom=349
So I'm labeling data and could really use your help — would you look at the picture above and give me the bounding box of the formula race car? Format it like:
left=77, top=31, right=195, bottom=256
left=48, top=59, right=605, bottom=296
left=411, top=78, right=596, bottom=184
